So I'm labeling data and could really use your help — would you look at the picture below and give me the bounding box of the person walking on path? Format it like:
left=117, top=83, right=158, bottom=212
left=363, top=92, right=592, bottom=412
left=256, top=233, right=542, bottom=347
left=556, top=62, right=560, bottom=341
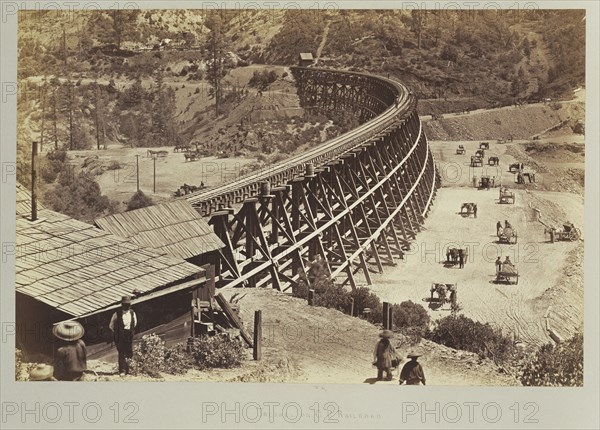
left=373, top=330, right=398, bottom=381
left=52, top=321, right=87, bottom=381
left=110, top=296, right=138, bottom=377
left=399, top=352, right=426, bottom=385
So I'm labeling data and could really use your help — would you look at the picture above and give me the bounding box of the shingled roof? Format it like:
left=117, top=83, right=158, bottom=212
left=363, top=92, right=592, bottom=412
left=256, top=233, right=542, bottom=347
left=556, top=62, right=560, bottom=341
left=299, top=52, right=314, bottom=61
left=16, top=184, right=203, bottom=318
left=95, top=200, right=224, bottom=260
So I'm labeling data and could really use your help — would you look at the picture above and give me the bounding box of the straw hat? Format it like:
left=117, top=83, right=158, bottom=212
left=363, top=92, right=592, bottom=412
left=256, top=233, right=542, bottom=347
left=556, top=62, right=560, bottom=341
left=52, top=320, right=84, bottom=341
left=407, top=351, right=422, bottom=359
left=29, top=364, right=54, bottom=381
left=379, top=330, right=394, bottom=338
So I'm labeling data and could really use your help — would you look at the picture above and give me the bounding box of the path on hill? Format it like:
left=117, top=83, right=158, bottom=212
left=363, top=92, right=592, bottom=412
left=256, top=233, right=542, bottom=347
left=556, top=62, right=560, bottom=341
left=315, top=20, right=331, bottom=65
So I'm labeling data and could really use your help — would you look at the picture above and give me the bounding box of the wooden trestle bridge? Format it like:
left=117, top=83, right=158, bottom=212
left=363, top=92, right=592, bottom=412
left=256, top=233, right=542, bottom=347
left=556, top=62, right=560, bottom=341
left=185, top=67, right=440, bottom=291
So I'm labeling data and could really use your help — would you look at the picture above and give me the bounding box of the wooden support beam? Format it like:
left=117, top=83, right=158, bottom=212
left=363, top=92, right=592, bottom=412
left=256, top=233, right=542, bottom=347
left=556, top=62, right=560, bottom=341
left=215, top=293, right=253, bottom=347
left=253, top=310, right=262, bottom=361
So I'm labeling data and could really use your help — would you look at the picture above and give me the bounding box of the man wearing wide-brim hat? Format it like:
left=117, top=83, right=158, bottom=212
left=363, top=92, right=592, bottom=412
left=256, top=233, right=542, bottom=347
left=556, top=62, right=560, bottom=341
left=109, top=295, right=138, bottom=377
left=52, top=321, right=87, bottom=381
left=373, top=330, right=399, bottom=381
left=29, top=364, right=55, bottom=381
left=399, top=351, right=426, bottom=385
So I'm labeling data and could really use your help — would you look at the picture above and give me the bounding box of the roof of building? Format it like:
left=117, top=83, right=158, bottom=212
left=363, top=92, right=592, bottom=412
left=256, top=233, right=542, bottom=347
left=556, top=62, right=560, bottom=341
left=16, top=182, right=44, bottom=216
left=299, top=52, right=314, bottom=61
left=95, top=200, right=224, bottom=260
left=16, top=185, right=203, bottom=318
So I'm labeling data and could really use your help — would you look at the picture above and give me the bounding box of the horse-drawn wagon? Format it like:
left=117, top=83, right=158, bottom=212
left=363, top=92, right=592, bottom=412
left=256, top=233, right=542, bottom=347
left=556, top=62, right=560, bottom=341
left=479, top=175, right=496, bottom=189
left=147, top=149, right=169, bottom=158
left=173, top=144, right=191, bottom=153
left=488, top=156, right=499, bottom=166
left=430, top=283, right=458, bottom=306
left=460, top=203, right=477, bottom=217
left=445, top=248, right=469, bottom=267
left=479, top=142, right=490, bottom=150
left=499, top=187, right=515, bottom=204
left=496, top=264, right=519, bottom=285
left=509, top=162, right=524, bottom=172
left=470, top=155, right=483, bottom=167
left=497, top=226, right=518, bottom=244
left=184, top=150, right=201, bottom=162
left=545, top=223, right=581, bottom=242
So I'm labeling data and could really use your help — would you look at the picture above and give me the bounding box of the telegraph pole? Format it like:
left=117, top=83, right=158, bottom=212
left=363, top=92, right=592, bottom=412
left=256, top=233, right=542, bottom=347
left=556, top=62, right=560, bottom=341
left=153, top=157, right=156, bottom=193
left=31, top=141, right=38, bottom=222
left=135, top=155, right=140, bottom=192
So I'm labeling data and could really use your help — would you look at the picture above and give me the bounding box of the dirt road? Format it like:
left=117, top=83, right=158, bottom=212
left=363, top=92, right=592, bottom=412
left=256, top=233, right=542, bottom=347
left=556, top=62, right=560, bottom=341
left=370, top=186, right=583, bottom=347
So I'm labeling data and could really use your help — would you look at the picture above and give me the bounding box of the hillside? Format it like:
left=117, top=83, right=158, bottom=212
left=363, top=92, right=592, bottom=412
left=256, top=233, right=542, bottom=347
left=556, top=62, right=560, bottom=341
left=84, top=288, right=518, bottom=385
left=423, top=98, right=585, bottom=140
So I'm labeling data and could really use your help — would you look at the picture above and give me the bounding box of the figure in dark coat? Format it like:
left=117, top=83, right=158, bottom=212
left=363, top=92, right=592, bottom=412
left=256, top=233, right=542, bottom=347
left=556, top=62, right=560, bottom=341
left=400, top=353, right=426, bottom=385
left=52, top=321, right=87, bottom=381
left=373, top=330, right=398, bottom=381
left=110, top=296, right=137, bottom=376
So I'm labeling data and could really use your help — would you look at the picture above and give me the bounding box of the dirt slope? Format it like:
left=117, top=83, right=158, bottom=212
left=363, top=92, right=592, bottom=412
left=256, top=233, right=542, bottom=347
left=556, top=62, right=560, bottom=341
left=423, top=100, right=584, bottom=141
left=228, top=288, right=518, bottom=386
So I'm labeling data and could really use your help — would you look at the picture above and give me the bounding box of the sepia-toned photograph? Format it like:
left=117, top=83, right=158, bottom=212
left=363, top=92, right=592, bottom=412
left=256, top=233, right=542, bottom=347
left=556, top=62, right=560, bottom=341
left=13, top=8, right=585, bottom=388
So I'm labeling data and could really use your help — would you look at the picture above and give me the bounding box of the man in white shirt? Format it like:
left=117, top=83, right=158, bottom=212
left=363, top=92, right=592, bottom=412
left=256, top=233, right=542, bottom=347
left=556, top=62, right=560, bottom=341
left=109, top=296, right=137, bottom=377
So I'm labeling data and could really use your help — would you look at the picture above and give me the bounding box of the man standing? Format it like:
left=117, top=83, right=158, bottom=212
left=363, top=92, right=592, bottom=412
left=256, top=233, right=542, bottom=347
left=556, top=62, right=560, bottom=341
left=399, top=352, right=426, bottom=385
left=373, top=330, right=398, bottom=381
left=52, top=321, right=87, bottom=381
left=496, top=221, right=502, bottom=235
left=458, top=249, right=465, bottom=269
left=473, top=204, right=478, bottom=218
left=110, top=296, right=137, bottom=377
left=495, top=257, right=502, bottom=274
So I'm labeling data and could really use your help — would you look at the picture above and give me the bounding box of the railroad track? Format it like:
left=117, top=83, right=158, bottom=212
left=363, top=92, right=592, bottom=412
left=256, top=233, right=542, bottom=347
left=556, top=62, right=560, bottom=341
left=185, top=67, right=416, bottom=212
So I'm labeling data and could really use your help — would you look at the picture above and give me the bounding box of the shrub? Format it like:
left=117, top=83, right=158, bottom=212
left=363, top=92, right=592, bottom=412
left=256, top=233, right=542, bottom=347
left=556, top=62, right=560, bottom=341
left=106, top=160, right=121, bottom=170
left=129, top=334, right=166, bottom=378
left=392, top=300, right=430, bottom=341
left=316, top=283, right=352, bottom=313
left=45, top=171, right=113, bottom=223
left=350, top=287, right=382, bottom=324
left=16, top=349, right=26, bottom=381
left=126, top=190, right=154, bottom=211
left=427, top=314, right=514, bottom=363
left=519, top=333, right=583, bottom=386
left=164, top=344, right=195, bottom=375
left=440, top=44, right=458, bottom=62
left=189, top=333, right=245, bottom=370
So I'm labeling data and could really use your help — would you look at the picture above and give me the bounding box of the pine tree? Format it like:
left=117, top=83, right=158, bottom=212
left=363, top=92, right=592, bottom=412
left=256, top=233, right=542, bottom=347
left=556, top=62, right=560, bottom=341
left=410, top=10, right=427, bottom=49
left=151, top=71, right=168, bottom=145
left=204, top=13, right=229, bottom=116
left=92, top=80, right=105, bottom=150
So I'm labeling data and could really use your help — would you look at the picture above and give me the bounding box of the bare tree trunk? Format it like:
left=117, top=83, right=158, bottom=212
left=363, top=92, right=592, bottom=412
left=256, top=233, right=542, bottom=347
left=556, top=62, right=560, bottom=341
left=94, top=83, right=101, bottom=150
left=40, top=81, right=46, bottom=152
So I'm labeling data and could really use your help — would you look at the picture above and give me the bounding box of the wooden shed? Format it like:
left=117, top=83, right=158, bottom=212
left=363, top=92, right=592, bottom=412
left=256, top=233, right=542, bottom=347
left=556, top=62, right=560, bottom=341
left=298, top=52, right=314, bottom=67
left=15, top=184, right=211, bottom=360
left=95, top=200, right=225, bottom=268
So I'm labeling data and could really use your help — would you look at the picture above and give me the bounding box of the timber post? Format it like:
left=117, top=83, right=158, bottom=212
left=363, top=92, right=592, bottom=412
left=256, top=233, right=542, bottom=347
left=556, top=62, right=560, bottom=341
left=253, top=310, right=262, bottom=360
